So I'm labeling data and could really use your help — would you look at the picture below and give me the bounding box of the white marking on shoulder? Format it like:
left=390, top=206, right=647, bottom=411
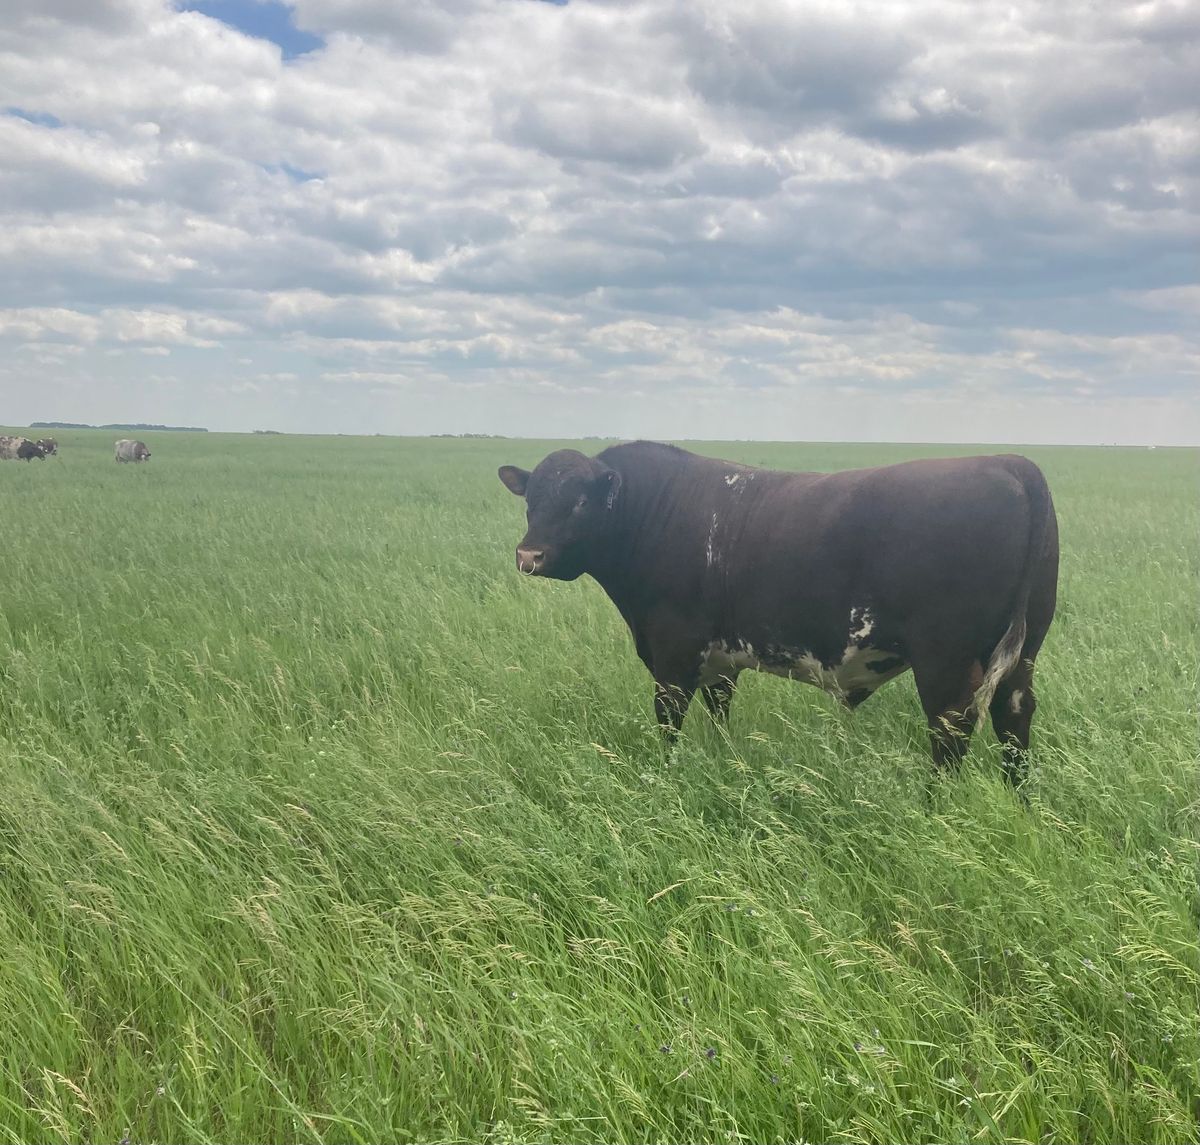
left=1009, top=689, right=1024, bottom=714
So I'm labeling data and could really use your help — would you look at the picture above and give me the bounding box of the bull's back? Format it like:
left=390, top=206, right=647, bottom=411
left=858, top=457, right=1032, bottom=606
left=721, top=455, right=1043, bottom=650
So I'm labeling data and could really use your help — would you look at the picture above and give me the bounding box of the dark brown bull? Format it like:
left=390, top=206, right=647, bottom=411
left=500, top=442, right=1058, bottom=793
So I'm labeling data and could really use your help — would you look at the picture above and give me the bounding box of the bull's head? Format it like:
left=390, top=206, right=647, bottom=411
left=498, top=450, right=621, bottom=580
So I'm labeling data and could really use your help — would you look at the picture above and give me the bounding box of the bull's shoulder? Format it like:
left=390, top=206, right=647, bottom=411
left=596, top=440, right=693, bottom=470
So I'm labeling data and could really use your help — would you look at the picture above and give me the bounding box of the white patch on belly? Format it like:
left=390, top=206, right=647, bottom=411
left=1009, top=689, right=1025, bottom=714
left=699, top=639, right=908, bottom=699
left=831, top=643, right=909, bottom=693
left=699, top=640, right=759, bottom=682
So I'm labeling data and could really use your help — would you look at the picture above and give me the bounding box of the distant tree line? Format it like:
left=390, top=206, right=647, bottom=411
left=31, top=422, right=208, bottom=431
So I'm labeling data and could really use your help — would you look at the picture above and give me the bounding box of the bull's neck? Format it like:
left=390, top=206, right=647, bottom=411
left=583, top=455, right=692, bottom=613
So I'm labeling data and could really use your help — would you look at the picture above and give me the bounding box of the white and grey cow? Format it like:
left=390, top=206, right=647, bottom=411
left=114, top=439, right=151, bottom=463
left=0, top=435, right=46, bottom=461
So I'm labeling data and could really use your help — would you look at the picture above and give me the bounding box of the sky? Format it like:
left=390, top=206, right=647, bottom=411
left=0, top=0, right=1197, bottom=444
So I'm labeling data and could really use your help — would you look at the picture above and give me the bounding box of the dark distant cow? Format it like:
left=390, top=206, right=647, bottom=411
left=0, top=435, right=46, bottom=461
left=35, top=437, right=58, bottom=455
left=499, top=442, right=1058, bottom=792
left=114, top=439, right=151, bottom=463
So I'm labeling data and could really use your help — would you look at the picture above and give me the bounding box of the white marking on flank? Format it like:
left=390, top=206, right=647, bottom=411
left=705, top=513, right=719, bottom=567
left=848, top=606, right=875, bottom=643
left=724, top=473, right=741, bottom=486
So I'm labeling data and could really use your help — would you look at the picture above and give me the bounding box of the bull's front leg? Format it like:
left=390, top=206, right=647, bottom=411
left=630, top=616, right=704, bottom=750
left=649, top=638, right=706, bottom=749
left=653, top=679, right=695, bottom=747
left=700, top=674, right=739, bottom=725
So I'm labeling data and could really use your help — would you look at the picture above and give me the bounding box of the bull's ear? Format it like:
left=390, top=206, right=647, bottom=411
left=601, top=467, right=621, bottom=510
left=498, top=465, right=530, bottom=496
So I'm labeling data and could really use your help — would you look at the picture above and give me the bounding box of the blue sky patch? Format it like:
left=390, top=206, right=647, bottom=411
left=178, top=0, right=323, bottom=60
left=279, top=162, right=322, bottom=182
left=6, top=107, right=64, bottom=128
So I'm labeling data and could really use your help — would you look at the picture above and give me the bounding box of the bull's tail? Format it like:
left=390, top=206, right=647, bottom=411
left=971, top=458, right=1054, bottom=730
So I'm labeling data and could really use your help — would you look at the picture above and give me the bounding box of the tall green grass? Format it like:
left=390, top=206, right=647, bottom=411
left=0, top=431, right=1195, bottom=1143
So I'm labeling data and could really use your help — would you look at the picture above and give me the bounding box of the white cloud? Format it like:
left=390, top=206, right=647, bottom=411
left=0, top=0, right=1194, bottom=442
left=0, top=308, right=102, bottom=342
left=0, top=305, right=248, bottom=349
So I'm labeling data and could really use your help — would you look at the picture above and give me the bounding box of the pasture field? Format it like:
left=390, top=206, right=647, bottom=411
left=0, top=430, right=1196, bottom=1145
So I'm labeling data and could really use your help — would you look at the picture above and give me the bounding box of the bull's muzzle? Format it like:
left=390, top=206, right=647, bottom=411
left=516, top=547, right=545, bottom=575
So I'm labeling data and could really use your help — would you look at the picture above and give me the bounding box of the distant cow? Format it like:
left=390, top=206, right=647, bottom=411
left=114, top=439, right=151, bottom=463
left=0, top=435, right=46, bottom=461
left=35, top=437, right=58, bottom=455
left=499, top=442, right=1058, bottom=792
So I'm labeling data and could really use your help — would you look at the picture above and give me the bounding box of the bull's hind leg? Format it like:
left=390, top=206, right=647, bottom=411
left=989, top=540, right=1056, bottom=798
left=912, top=655, right=983, bottom=780
left=989, top=652, right=1042, bottom=797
